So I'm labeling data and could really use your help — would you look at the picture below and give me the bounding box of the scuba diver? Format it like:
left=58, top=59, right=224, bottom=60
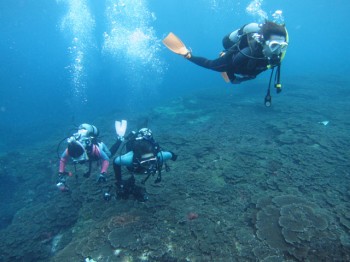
left=163, top=20, right=289, bottom=106
left=112, top=127, right=177, bottom=202
left=56, top=123, right=111, bottom=199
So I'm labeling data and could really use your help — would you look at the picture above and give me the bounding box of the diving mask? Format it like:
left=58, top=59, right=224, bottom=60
left=266, top=40, right=288, bottom=54
left=72, top=150, right=89, bottom=164
left=139, top=154, right=158, bottom=174
left=67, top=137, right=89, bottom=163
left=71, top=139, right=89, bottom=163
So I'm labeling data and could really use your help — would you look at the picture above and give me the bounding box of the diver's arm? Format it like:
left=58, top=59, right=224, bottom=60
left=100, top=156, right=109, bottom=174
left=94, top=145, right=109, bottom=173
left=100, top=163, right=109, bottom=174
left=99, top=142, right=111, bottom=157
left=59, top=149, right=69, bottom=173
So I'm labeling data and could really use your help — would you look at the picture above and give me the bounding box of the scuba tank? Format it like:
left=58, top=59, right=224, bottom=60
left=78, top=123, right=99, bottom=137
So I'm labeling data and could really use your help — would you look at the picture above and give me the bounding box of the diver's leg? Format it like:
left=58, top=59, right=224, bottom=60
left=187, top=54, right=232, bottom=72
left=113, top=151, right=134, bottom=198
left=109, top=139, right=123, bottom=157
left=113, top=161, right=122, bottom=184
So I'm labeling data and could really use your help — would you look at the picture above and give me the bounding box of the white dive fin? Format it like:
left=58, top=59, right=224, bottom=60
left=115, top=120, right=127, bottom=137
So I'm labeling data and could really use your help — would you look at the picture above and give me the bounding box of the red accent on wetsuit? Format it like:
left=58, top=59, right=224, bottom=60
left=59, top=145, right=109, bottom=174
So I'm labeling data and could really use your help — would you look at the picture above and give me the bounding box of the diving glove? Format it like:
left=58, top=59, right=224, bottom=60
left=97, top=172, right=107, bottom=183
left=103, top=192, right=111, bottom=201
left=56, top=172, right=69, bottom=192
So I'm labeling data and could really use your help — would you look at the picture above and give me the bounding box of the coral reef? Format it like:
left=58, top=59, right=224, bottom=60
left=1, top=78, right=350, bottom=261
left=255, top=195, right=338, bottom=260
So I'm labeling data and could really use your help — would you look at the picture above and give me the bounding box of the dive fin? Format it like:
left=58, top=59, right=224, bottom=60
left=218, top=52, right=230, bottom=83
left=221, top=72, right=230, bottom=83
left=115, top=120, right=127, bottom=137
left=163, top=32, right=189, bottom=56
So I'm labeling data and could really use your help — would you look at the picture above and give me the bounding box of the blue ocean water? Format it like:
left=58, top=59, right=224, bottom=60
left=1, top=0, right=349, bottom=151
left=1, top=0, right=350, bottom=261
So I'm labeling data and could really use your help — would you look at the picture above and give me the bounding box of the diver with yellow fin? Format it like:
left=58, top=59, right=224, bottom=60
left=163, top=21, right=289, bottom=106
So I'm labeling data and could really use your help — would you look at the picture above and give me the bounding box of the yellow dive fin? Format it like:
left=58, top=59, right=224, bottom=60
left=221, top=72, right=230, bottom=83
left=219, top=52, right=230, bottom=83
left=163, top=32, right=230, bottom=83
left=163, top=32, right=189, bottom=56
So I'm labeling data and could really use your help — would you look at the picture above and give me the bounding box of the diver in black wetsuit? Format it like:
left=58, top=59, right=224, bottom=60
left=163, top=21, right=289, bottom=106
left=110, top=128, right=177, bottom=202
left=186, top=21, right=288, bottom=86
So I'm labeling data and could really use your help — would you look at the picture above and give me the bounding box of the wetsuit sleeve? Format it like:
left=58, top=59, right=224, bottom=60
left=113, top=151, right=134, bottom=183
left=99, top=142, right=111, bottom=157
left=93, top=145, right=109, bottom=173
left=188, top=53, right=233, bottom=73
left=100, top=150, right=109, bottom=173
left=59, top=149, right=69, bottom=173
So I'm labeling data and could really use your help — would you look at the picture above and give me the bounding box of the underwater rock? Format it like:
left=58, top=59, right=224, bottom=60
left=187, top=212, right=199, bottom=220
left=260, top=255, right=290, bottom=262
left=339, top=216, right=350, bottom=230
left=276, top=129, right=299, bottom=145
left=340, top=233, right=350, bottom=247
